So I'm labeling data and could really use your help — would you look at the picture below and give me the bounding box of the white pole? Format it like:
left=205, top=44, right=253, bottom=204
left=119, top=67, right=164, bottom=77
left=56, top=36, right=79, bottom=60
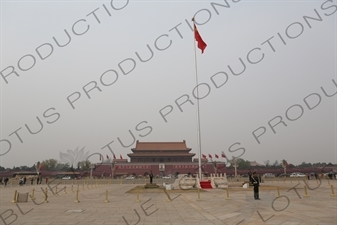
left=192, top=20, right=202, bottom=181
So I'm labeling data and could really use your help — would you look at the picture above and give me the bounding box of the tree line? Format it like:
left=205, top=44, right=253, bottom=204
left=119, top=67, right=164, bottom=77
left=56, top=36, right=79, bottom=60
left=0, top=158, right=92, bottom=171
left=0, top=158, right=335, bottom=171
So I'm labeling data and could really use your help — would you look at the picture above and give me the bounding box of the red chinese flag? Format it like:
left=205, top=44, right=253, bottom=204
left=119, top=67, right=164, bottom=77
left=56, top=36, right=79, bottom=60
left=106, top=155, right=109, bottom=159
left=113, top=154, right=116, bottom=159
left=194, top=24, right=207, bottom=54
left=215, top=154, right=219, bottom=159
left=208, top=154, right=212, bottom=158
left=221, top=153, right=226, bottom=158
left=120, top=155, right=123, bottom=159
left=202, top=154, right=207, bottom=159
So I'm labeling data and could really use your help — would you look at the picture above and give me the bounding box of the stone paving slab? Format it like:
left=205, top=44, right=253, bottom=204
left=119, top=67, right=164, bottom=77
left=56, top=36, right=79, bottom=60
left=0, top=179, right=336, bottom=225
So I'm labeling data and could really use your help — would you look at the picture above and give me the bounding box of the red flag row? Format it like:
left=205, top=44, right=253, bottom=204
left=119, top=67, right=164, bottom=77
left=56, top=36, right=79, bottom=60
left=100, top=154, right=123, bottom=160
left=202, top=153, right=226, bottom=159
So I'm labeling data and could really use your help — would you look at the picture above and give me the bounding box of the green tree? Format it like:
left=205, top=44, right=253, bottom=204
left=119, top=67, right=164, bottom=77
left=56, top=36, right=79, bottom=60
left=77, top=160, right=91, bottom=170
left=288, top=163, right=295, bottom=168
left=263, top=160, right=270, bottom=167
left=236, top=158, right=251, bottom=169
left=298, top=162, right=312, bottom=167
left=12, top=166, right=20, bottom=171
left=19, top=166, right=31, bottom=171
left=55, top=163, right=70, bottom=170
left=41, top=159, right=58, bottom=170
left=272, top=160, right=280, bottom=167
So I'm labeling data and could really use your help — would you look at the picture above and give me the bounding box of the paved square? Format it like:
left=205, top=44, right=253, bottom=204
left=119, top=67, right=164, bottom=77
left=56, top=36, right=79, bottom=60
left=0, top=179, right=336, bottom=225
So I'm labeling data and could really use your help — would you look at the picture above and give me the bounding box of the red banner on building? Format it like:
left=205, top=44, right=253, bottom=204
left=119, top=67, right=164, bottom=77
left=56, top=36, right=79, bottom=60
left=115, top=165, right=151, bottom=169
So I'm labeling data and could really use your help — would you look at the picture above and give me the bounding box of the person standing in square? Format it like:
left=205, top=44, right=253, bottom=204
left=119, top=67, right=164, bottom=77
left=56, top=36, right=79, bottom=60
left=252, top=172, right=260, bottom=200
left=149, top=171, right=153, bottom=184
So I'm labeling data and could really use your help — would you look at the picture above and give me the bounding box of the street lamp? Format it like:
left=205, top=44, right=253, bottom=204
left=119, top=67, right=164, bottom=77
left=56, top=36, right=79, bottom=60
left=89, top=164, right=95, bottom=179
left=229, top=157, right=238, bottom=177
left=35, top=161, right=41, bottom=174
left=282, top=159, right=288, bottom=174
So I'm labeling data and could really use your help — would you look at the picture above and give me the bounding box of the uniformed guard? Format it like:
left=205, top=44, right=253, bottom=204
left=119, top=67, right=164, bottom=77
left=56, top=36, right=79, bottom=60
left=252, top=172, right=260, bottom=200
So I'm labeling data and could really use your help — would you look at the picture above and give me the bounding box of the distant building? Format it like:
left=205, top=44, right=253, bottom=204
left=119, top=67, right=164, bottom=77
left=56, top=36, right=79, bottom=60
left=127, top=140, right=195, bottom=163
left=93, top=140, right=226, bottom=177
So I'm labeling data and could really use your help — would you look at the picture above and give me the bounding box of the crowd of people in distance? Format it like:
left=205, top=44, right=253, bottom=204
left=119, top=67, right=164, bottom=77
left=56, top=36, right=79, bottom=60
left=0, top=177, right=9, bottom=186
left=0, top=174, right=48, bottom=187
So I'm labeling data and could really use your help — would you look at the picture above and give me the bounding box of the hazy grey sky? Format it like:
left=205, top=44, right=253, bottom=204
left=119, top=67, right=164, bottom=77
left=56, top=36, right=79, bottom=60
left=0, top=0, right=336, bottom=169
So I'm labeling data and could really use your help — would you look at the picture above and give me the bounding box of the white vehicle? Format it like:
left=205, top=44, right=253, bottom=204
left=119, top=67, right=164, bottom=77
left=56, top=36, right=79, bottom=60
left=62, top=176, right=71, bottom=180
left=125, top=176, right=135, bottom=180
left=290, top=172, right=306, bottom=178
left=263, top=173, right=275, bottom=178
left=162, top=176, right=172, bottom=179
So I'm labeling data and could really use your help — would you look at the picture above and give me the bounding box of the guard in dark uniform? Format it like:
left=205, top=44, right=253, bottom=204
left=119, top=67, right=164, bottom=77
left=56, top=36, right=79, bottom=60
left=252, top=172, right=260, bottom=200
left=149, top=171, right=153, bottom=184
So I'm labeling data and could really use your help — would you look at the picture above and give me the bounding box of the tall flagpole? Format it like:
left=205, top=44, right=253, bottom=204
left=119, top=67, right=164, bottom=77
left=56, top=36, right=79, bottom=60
left=192, top=18, right=203, bottom=181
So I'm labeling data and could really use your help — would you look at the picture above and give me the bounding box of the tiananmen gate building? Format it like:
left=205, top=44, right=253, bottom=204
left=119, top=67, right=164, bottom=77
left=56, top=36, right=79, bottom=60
left=93, top=140, right=227, bottom=178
